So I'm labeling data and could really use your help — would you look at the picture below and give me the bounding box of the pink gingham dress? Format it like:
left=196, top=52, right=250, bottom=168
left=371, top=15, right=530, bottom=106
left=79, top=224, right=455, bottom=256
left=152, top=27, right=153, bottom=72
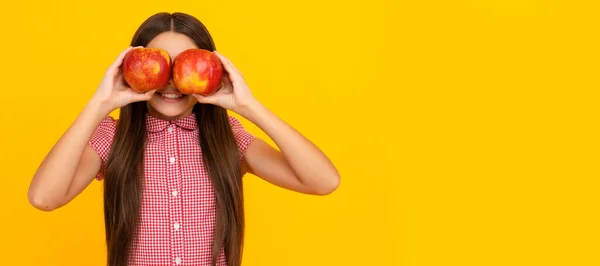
left=89, top=112, right=255, bottom=265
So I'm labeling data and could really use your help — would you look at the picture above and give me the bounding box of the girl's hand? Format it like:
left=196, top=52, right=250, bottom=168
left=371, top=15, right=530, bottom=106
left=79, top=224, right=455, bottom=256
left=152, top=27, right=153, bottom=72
left=193, top=51, right=257, bottom=115
left=91, top=46, right=156, bottom=113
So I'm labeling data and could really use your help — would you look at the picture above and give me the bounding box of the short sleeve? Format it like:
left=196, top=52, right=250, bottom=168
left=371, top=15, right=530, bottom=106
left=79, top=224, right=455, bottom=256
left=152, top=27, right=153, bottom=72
left=89, top=116, right=117, bottom=180
left=228, top=116, right=255, bottom=164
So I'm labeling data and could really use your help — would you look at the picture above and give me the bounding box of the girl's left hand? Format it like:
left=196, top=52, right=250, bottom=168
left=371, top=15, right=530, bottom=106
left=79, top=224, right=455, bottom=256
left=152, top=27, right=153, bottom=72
left=193, top=51, right=257, bottom=115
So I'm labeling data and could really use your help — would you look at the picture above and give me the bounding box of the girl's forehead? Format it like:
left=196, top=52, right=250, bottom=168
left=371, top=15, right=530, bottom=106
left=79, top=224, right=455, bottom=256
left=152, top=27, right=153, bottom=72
left=146, top=31, right=198, bottom=59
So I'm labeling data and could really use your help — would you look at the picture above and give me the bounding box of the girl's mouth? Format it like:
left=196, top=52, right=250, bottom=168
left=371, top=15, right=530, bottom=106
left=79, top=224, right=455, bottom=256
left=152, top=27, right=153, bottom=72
left=157, top=92, right=186, bottom=102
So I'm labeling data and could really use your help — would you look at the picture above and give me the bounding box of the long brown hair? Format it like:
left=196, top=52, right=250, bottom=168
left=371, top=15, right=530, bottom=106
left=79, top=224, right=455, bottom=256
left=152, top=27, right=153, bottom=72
left=103, top=12, right=245, bottom=266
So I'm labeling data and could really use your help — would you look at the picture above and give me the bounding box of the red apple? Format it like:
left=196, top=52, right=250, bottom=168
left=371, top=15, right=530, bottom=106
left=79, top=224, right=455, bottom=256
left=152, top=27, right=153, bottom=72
left=173, top=48, right=223, bottom=96
left=122, top=47, right=171, bottom=92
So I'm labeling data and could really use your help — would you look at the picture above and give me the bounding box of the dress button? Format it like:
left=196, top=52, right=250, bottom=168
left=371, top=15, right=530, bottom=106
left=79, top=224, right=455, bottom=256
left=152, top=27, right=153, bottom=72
left=169, top=157, right=175, bottom=163
left=175, top=257, right=181, bottom=264
left=172, top=190, right=178, bottom=197
left=168, top=126, right=173, bottom=133
left=174, top=223, right=180, bottom=230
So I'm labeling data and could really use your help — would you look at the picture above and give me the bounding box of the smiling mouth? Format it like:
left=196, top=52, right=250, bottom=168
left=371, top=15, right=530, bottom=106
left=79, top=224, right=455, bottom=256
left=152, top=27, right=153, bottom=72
left=157, top=92, right=184, bottom=99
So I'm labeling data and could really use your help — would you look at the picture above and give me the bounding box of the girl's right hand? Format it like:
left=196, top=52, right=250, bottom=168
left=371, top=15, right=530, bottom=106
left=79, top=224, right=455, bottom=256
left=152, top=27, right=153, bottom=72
left=91, top=46, right=156, bottom=113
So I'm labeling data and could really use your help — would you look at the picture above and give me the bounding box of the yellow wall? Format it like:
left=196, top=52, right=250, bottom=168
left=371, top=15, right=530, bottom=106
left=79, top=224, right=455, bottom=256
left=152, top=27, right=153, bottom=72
left=1, top=0, right=598, bottom=265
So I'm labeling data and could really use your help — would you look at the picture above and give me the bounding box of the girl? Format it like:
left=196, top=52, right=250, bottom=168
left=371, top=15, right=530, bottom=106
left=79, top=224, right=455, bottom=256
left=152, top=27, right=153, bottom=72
left=28, top=12, right=340, bottom=266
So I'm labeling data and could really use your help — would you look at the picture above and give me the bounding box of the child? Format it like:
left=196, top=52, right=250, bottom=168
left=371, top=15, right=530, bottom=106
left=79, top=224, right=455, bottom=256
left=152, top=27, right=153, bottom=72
left=28, top=12, right=340, bottom=266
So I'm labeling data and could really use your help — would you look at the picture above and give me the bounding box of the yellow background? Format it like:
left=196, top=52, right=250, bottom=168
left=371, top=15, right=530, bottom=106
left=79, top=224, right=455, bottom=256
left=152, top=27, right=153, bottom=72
left=1, top=0, right=598, bottom=265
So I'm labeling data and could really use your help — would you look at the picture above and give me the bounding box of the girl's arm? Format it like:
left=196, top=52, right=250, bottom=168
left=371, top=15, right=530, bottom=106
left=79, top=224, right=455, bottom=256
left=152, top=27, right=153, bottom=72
left=242, top=101, right=340, bottom=195
left=194, top=51, right=340, bottom=195
left=29, top=101, right=107, bottom=211
left=28, top=46, right=155, bottom=211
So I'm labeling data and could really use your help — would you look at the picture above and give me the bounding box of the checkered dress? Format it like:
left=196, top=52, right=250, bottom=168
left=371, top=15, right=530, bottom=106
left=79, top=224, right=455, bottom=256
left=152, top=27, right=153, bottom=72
left=89, top=112, right=255, bottom=265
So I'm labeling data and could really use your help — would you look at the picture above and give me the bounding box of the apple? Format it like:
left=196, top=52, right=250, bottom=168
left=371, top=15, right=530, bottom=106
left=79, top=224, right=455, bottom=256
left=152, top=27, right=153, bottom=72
left=173, top=48, right=223, bottom=96
left=122, top=47, right=171, bottom=92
